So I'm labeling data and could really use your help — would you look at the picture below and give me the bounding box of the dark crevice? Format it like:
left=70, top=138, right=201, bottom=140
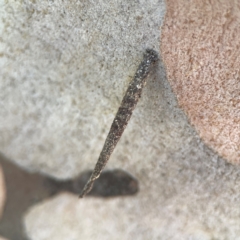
left=0, top=154, right=139, bottom=240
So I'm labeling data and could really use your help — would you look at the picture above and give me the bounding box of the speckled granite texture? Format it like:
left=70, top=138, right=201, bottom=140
left=161, top=0, right=240, bottom=164
left=0, top=0, right=165, bottom=178
left=1, top=0, right=240, bottom=239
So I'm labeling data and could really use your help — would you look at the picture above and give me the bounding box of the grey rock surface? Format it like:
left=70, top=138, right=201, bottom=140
left=1, top=0, right=240, bottom=239
left=1, top=0, right=165, bottom=179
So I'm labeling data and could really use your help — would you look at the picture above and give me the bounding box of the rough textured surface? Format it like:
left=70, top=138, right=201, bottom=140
left=2, top=0, right=240, bottom=240
left=80, top=49, right=158, bottom=197
left=161, top=0, right=240, bottom=164
left=0, top=0, right=165, bottom=179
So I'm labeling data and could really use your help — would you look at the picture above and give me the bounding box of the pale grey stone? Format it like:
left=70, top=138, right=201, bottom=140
left=0, top=0, right=165, bottom=179
left=1, top=0, right=240, bottom=240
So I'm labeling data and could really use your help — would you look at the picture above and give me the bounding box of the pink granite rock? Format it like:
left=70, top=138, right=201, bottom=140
left=161, top=0, right=240, bottom=164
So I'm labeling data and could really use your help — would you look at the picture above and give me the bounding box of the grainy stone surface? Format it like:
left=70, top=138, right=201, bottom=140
left=1, top=0, right=240, bottom=240
left=161, top=0, right=240, bottom=164
left=0, top=0, right=165, bottom=179
left=80, top=49, right=158, bottom=197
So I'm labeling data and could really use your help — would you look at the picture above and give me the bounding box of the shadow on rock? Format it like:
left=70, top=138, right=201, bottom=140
left=0, top=154, right=138, bottom=240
